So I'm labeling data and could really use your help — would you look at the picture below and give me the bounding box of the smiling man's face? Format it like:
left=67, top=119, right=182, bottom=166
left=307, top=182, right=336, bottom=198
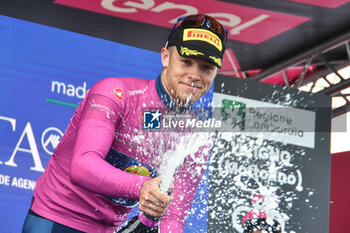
left=161, top=46, right=218, bottom=106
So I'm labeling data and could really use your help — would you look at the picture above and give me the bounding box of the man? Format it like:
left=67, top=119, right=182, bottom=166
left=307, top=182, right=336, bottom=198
left=22, top=14, right=227, bottom=233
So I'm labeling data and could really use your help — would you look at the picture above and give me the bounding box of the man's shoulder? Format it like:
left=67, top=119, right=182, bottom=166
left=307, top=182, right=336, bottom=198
left=89, top=77, right=154, bottom=101
left=95, top=77, right=151, bottom=88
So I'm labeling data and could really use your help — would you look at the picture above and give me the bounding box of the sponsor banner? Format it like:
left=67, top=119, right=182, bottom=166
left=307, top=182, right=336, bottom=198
left=0, top=173, right=37, bottom=191
left=0, top=15, right=162, bottom=233
left=213, top=93, right=316, bottom=148
left=54, top=0, right=310, bottom=44
left=1, top=0, right=349, bottom=75
left=208, top=134, right=320, bottom=233
left=208, top=75, right=331, bottom=233
left=140, top=105, right=316, bottom=142
left=288, top=0, right=350, bottom=8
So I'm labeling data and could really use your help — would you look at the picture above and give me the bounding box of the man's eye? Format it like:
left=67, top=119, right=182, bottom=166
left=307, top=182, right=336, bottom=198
left=203, top=65, right=214, bottom=70
left=182, top=59, right=191, bottom=65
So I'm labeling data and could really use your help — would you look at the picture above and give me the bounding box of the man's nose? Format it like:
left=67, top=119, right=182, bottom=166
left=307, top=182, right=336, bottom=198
left=187, top=64, right=201, bottom=81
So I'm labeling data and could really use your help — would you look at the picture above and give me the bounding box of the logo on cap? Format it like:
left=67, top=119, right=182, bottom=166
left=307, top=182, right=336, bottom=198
left=180, top=46, right=204, bottom=56
left=183, top=28, right=222, bottom=51
left=113, top=88, right=124, bottom=101
left=209, top=56, right=222, bottom=68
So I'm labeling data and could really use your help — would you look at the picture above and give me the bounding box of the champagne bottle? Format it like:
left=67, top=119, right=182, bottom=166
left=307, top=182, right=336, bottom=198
left=114, top=212, right=159, bottom=233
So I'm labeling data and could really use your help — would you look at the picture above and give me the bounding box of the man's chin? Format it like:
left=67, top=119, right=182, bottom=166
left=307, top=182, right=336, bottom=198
left=177, top=97, right=199, bottom=107
left=174, top=91, right=203, bottom=106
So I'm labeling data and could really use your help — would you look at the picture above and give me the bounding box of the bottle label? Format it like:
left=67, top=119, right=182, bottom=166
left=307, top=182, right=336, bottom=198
left=105, top=148, right=158, bottom=207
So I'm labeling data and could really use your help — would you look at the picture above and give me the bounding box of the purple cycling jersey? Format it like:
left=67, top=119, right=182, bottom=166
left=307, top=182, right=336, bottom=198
left=31, top=76, right=208, bottom=233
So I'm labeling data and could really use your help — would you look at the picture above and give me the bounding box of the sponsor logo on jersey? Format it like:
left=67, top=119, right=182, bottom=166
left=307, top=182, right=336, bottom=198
left=139, top=112, right=143, bottom=122
left=128, top=86, right=148, bottom=96
left=113, top=87, right=124, bottom=101
left=124, top=165, right=151, bottom=176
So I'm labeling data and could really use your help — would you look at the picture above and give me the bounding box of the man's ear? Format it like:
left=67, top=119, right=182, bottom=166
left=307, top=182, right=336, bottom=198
left=161, top=47, right=170, bottom=68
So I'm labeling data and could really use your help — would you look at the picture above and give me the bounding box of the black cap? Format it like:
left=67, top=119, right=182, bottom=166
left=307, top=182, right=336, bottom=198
left=166, top=22, right=226, bottom=68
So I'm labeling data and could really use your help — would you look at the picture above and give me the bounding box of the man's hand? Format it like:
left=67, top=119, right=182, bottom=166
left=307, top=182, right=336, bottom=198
left=139, top=176, right=173, bottom=217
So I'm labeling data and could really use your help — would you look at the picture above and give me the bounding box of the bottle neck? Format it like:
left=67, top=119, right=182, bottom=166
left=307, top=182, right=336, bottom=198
left=139, top=212, right=159, bottom=228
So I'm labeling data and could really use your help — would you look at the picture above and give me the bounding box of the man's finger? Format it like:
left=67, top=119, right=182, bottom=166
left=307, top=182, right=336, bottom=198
left=139, top=201, right=167, bottom=217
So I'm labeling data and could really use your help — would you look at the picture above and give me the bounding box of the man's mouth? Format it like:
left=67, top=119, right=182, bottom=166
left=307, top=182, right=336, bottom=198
left=180, top=82, right=202, bottom=91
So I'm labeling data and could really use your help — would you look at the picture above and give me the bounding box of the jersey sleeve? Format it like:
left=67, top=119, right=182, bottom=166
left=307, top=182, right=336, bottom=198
left=69, top=93, right=150, bottom=201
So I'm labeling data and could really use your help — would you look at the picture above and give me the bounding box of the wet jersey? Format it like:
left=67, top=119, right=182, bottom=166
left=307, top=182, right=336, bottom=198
left=31, top=75, right=208, bottom=233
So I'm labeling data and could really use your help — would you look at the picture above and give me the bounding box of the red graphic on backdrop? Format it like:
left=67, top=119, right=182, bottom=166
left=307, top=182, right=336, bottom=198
left=288, top=0, right=350, bottom=8
left=220, top=49, right=244, bottom=78
left=113, top=88, right=124, bottom=101
left=219, top=48, right=316, bottom=85
left=54, top=0, right=310, bottom=44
